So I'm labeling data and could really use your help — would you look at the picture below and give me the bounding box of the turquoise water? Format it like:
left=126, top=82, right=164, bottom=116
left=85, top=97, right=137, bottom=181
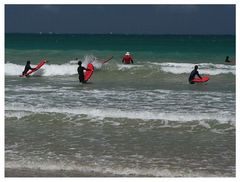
left=5, top=34, right=235, bottom=177
left=5, top=34, right=235, bottom=63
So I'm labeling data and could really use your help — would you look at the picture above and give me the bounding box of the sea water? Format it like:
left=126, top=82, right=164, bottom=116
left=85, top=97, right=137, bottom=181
left=5, top=34, right=235, bottom=177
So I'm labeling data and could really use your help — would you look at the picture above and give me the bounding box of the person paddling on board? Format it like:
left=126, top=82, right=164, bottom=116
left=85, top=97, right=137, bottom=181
left=77, top=61, right=90, bottom=84
left=122, top=52, right=133, bottom=64
left=188, top=65, right=202, bottom=84
left=22, top=60, right=36, bottom=76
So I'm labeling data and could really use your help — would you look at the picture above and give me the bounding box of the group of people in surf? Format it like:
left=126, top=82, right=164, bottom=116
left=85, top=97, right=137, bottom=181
left=22, top=53, right=232, bottom=84
left=22, top=52, right=134, bottom=83
left=188, top=55, right=234, bottom=84
left=76, top=52, right=133, bottom=83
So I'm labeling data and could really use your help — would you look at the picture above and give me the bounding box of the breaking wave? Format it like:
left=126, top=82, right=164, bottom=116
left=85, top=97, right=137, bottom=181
left=5, top=61, right=235, bottom=76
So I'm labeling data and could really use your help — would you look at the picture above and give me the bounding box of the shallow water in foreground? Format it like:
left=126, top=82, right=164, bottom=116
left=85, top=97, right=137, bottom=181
left=5, top=34, right=235, bottom=177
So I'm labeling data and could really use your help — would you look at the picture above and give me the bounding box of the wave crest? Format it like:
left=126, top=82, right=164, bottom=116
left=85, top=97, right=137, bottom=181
left=5, top=61, right=235, bottom=76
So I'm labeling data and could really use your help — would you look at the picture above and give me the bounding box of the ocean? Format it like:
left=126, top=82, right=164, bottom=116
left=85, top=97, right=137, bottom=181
left=5, top=34, right=235, bottom=177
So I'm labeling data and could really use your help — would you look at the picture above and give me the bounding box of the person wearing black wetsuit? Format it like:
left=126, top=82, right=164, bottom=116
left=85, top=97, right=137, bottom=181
left=22, top=61, right=35, bottom=76
left=188, top=65, right=202, bottom=84
left=77, top=61, right=89, bottom=83
left=225, top=56, right=230, bottom=63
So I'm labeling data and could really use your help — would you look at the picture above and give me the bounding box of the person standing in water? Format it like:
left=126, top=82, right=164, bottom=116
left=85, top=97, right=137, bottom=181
left=225, top=56, right=230, bottom=63
left=224, top=56, right=235, bottom=65
left=188, top=65, right=202, bottom=84
left=122, top=52, right=133, bottom=64
left=77, top=61, right=90, bottom=84
left=22, top=60, right=35, bottom=76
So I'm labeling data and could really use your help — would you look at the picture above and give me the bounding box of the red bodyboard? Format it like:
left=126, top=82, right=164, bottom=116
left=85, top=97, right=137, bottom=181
left=192, top=76, right=210, bottom=83
left=20, top=60, right=46, bottom=77
left=84, top=63, right=94, bottom=81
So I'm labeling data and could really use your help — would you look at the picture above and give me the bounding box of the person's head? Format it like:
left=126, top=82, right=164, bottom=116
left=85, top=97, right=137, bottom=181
left=194, top=65, right=198, bottom=70
left=78, top=61, right=82, bottom=65
left=27, top=60, right=31, bottom=64
left=125, top=52, right=130, bottom=56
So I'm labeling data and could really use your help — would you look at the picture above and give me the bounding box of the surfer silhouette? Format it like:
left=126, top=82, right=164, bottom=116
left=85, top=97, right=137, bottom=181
left=22, top=61, right=35, bottom=76
left=122, top=52, right=133, bottom=64
left=225, top=56, right=230, bottom=63
left=224, top=56, right=235, bottom=65
left=77, top=61, right=90, bottom=83
left=188, top=65, right=202, bottom=84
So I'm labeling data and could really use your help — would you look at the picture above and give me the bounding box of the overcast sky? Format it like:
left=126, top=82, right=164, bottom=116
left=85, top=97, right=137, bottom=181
left=5, top=4, right=235, bottom=34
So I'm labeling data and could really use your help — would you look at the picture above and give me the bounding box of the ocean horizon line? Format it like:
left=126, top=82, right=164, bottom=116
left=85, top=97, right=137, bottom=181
left=5, top=32, right=236, bottom=36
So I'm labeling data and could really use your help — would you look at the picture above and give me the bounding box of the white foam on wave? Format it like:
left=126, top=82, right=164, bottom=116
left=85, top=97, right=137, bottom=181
left=5, top=63, right=87, bottom=76
left=5, top=61, right=235, bottom=76
left=117, top=64, right=143, bottom=71
left=69, top=55, right=103, bottom=69
left=5, top=62, right=75, bottom=76
left=5, top=63, right=27, bottom=76
left=5, top=160, right=220, bottom=177
left=43, top=64, right=77, bottom=76
left=5, top=56, right=105, bottom=76
left=157, top=62, right=235, bottom=75
left=5, top=105, right=235, bottom=124
left=5, top=111, right=33, bottom=120
left=69, top=55, right=109, bottom=71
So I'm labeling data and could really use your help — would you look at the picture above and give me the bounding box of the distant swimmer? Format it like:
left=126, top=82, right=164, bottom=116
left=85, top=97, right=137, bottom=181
left=22, top=60, right=36, bottom=76
left=225, top=56, right=230, bottom=63
left=77, top=61, right=90, bottom=84
left=224, top=56, right=236, bottom=65
left=188, top=65, right=202, bottom=84
left=122, top=52, right=133, bottom=64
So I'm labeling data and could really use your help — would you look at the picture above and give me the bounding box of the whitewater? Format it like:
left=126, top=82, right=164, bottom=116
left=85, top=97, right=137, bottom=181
left=5, top=58, right=236, bottom=177
left=5, top=34, right=235, bottom=177
left=5, top=61, right=235, bottom=76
